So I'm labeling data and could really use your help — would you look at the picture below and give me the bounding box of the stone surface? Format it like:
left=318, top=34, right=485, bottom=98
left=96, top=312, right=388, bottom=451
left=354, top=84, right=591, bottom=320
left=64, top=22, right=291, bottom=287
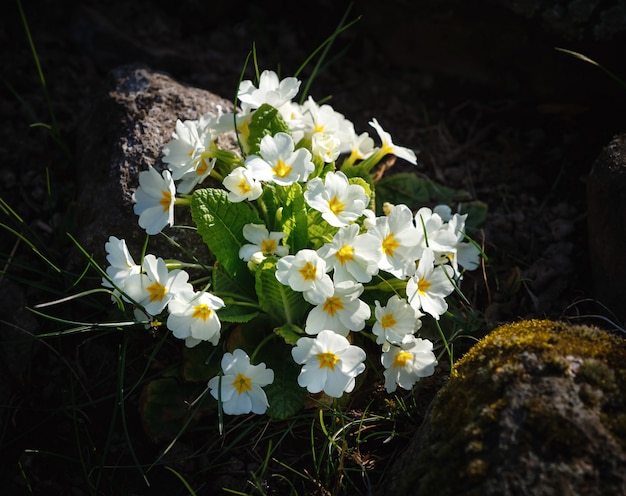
left=586, top=131, right=626, bottom=324
left=72, top=64, right=237, bottom=271
left=379, top=319, right=626, bottom=496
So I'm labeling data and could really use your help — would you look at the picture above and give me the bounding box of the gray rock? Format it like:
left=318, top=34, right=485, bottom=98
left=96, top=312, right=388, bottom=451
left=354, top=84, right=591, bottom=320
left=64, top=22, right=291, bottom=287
left=72, top=64, right=236, bottom=272
left=378, top=319, right=626, bottom=496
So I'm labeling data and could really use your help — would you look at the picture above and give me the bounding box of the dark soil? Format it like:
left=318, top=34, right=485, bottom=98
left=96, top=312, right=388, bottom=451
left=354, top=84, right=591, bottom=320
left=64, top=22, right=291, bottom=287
left=1, top=0, right=626, bottom=494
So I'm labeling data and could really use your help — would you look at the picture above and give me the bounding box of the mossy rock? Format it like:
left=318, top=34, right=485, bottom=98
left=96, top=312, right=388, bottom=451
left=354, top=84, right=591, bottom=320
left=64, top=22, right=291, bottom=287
left=380, top=319, right=626, bottom=496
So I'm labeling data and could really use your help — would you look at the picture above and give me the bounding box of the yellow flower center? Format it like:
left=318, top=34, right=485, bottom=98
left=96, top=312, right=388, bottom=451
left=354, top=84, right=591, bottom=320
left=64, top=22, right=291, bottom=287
left=393, top=351, right=412, bottom=368
left=272, top=159, right=293, bottom=178
left=160, top=190, right=172, bottom=212
left=417, top=277, right=432, bottom=295
left=232, top=373, right=252, bottom=394
left=335, top=245, right=354, bottom=265
left=322, top=296, right=344, bottom=317
left=196, top=158, right=210, bottom=176
left=382, top=233, right=400, bottom=256
left=314, top=122, right=325, bottom=134
left=317, top=352, right=340, bottom=371
left=192, top=303, right=213, bottom=321
left=261, top=238, right=277, bottom=254
left=381, top=313, right=397, bottom=329
left=146, top=281, right=167, bottom=302
left=328, top=196, right=346, bottom=215
left=299, top=261, right=317, bottom=281
left=238, top=177, right=252, bottom=194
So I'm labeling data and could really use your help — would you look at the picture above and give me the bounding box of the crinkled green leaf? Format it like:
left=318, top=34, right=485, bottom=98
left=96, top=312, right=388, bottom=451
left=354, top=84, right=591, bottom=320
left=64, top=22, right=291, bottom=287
left=375, top=172, right=472, bottom=213
left=279, top=183, right=308, bottom=253
left=247, top=103, right=290, bottom=156
left=190, top=187, right=260, bottom=284
left=460, top=200, right=488, bottom=233
left=273, top=323, right=304, bottom=345
left=212, top=262, right=256, bottom=300
left=260, top=185, right=281, bottom=232
left=257, top=343, right=306, bottom=420
left=255, top=259, right=309, bottom=326
left=181, top=341, right=223, bottom=382
left=217, top=304, right=259, bottom=323
left=139, top=377, right=214, bottom=443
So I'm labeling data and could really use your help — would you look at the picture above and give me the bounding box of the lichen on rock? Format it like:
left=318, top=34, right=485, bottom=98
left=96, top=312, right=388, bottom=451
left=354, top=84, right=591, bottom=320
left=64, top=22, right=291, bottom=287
left=380, top=319, right=626, bottom=496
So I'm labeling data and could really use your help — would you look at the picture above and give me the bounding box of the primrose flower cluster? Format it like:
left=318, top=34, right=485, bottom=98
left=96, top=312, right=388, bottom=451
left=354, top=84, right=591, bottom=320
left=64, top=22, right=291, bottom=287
left=102, top=70, right=481, bottom=417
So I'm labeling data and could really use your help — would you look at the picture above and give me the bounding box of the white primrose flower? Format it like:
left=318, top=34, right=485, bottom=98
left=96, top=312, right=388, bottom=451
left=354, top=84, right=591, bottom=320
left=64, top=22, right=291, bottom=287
left=239, top=223, right=289, bottom=262
left=369, top=118, right=417, bottom=165
left=367, top=204, right=421, bottom=279
left=372, top=295, right=424, bottom=351
left=176, top=156, right=216, bottom=195
left=439, top=209, right=481, bottom=275
left=132, top=166, right=176, bottom=235
left=300, top=97, right=354, bottom=147
left=311, top=131, right=342, bottom=163
left=405, top=248, right=455, bottom=320
left=208, top=349, right=274, bottom=415
left=343, top=130, right=375, bottom=165
left=161, top=119, right=210, bottom=180
left=102, top=236, right=141, bottom=295
left=166, top=290, right=226, bottom=348
left=304, top=171, right=370, bottom=227
left=275, top=249, right=334, bottom=305
left=317, top=224, right=381, bottom=284
left=304, top=280, right=371, bottom=336
left=245, top=132, right=314, bottom=185
left=123, top=254, right=193, bottom=316
left=414, top=206, right=458, bottom=254
left=382, top=335, right=438, bottom=393
left=291, top=330, right=366, bottom=398
left=237, top=70, right=300, bottom=113
left=223, top=166, right=263, bottom=202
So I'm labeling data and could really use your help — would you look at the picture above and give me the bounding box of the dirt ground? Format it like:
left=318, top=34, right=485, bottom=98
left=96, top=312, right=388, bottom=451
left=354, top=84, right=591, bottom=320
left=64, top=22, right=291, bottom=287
left=2, top=0, right=626, bottom=494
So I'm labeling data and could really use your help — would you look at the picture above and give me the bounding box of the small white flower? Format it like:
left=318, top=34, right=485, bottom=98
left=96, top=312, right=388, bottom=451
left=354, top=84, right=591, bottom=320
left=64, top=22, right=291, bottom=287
left=367, top=204, right=420, bottom=278
left=304, top=280, right=371, bottom=336
left=238, top=70, right=300, bottom=113
left=239, top=223, right=289, bottom=261
left=245, top=132, right=314, bottom=185
left=167, top=290, right=225, bottom=347
left=223, top=166, right=263, bottom=202
left=369, top=118, right=417, bottom=165
left=382, top=335, right=438, bottom=393
left=123, top=254, right=193, bottom=316
left=311, top=131, right=341, bottom=163
left=304, top=171, right=369, bottom=227
left=208, top=349, right=274, bottom=415
left=317, top=224, right=381, bottom=284
left=372, top=295, right=423, bottom=351
left=275, top=249, right=334, bottom=305
left=133, top=166, right=176, bottom=235
left=405, top=248, right=455, bottom=319
left=102, top=236, right=140, bottom=295
left=291, top=330, right=366, bottom=398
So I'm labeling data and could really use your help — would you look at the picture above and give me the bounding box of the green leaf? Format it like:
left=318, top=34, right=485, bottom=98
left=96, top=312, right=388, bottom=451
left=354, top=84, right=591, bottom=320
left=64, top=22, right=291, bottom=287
left=273, top=323, right=304, bottom=345
left=247, top=103, right=290, bottom=155
left=279, top=183, right=308, bottom=253
left=181, top=341, right=223, bottom=382
left=375, top=172, right=472, bottom=213
left=460, top=200, right=488, bottom=233
left=218, top=304, right=259, bottom=323
left=260, top=185, right=280, bottom=232
left=257, top=343, right=306, bottom=420
left=212, top=262, right=256, bottom=300
left=190, top=188, right=261, bottom=284
left=255, top=259, right=309, bottom=326
left=139, top=378, right=214, bottom=443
